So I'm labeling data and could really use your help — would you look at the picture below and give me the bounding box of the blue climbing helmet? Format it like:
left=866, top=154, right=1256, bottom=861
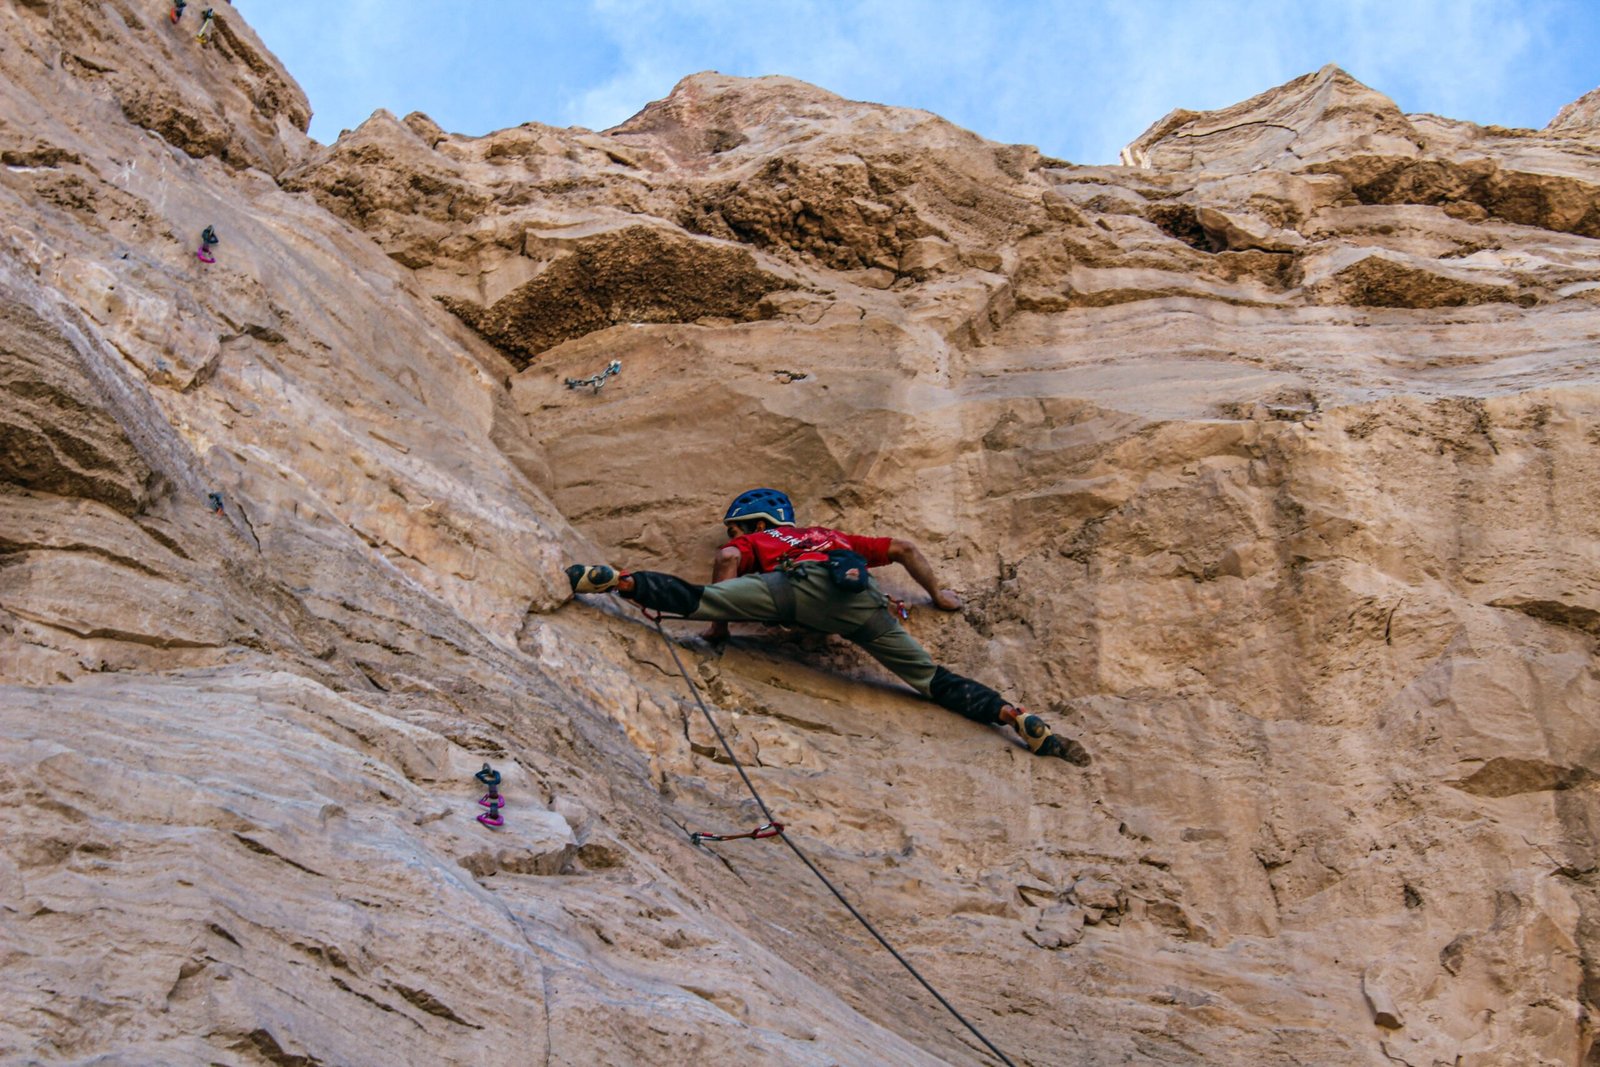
left=723, top=488, right=795, bottom=528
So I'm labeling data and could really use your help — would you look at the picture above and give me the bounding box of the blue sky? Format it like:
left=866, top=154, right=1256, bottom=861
left=242, top=1, right=1598, bottom=164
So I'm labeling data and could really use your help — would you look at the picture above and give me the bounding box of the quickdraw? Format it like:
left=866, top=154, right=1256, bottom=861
left=690, top=821, right=784, bottom=846
left=475, top=763, right=505, bottom=828
left=478, top=798, right=504, bottom=828
left=195, top=225, right=219, bottom=263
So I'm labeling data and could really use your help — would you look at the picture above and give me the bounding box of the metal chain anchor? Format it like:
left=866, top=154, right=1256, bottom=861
left=564, top=359, right=621, bottom=394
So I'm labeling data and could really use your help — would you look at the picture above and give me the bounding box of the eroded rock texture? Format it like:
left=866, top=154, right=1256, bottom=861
left=1, top=5, right=1597, bottom=1064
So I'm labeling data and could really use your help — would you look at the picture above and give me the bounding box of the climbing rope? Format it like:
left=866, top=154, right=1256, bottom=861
left=647, top=615, right=1017, bottom=1067
left=564, top=359, right=621, bottom=394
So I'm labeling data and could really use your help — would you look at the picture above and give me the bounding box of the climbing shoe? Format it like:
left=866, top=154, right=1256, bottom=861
left=1009, top=709, right=1091, bottom=766
left=1037, top=733, right=1092, bottom=766
left=566, top=564, right=622, bottom=595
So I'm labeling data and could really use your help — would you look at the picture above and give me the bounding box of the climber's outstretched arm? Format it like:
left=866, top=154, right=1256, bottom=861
left=710, top=545, right=742, bottom=582
left=887, top=539, right=962, bottom=611
left=701, top=546, right=742, bottom=640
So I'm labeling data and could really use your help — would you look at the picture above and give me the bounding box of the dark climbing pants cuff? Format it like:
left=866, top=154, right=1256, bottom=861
left=623, top=571, right=705, bottom=617
left=929, top=666, right=1007, bottom=725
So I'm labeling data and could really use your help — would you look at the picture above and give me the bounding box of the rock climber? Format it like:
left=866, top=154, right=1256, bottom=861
left=567, top=488, right=1090, bottom=764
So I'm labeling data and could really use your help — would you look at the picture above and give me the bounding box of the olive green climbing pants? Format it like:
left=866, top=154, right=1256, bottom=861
left=624, top=566, right=1012, bottom=724
left=638, top=566, right=938, bottom=695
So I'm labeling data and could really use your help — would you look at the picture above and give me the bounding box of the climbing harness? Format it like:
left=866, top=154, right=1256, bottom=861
left=563, top=359, right=621, bottom=394
left=690, top=820, right=784, bottom=846
left=207, top=491, right=224, bottom=514
left=764, top=550, right=903, bottom=639
left=646, top=614, right=1017, bottom=1067
left=476, top=763, right=505, bottom=828
left=195, top=8, right=214, bottom=42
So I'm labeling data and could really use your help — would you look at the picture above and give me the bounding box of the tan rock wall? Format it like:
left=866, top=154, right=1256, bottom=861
left=2, top=5, right=1598, bottom=1064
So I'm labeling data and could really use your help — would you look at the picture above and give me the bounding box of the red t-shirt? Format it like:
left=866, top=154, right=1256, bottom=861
left=724, top=525, right=893, bottom=576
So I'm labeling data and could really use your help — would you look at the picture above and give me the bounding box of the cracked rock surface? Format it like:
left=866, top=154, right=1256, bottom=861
left=2, top=4, right=1598, bottom=1065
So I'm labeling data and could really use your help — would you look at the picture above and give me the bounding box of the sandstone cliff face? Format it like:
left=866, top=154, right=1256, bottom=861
left=2, top=6, right=1597, bottom=1065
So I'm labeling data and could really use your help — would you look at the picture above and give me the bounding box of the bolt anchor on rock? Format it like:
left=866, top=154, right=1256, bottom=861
left=564, top=359, right=621, bottom=394
left=476, top=762, right=503, bottom=809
